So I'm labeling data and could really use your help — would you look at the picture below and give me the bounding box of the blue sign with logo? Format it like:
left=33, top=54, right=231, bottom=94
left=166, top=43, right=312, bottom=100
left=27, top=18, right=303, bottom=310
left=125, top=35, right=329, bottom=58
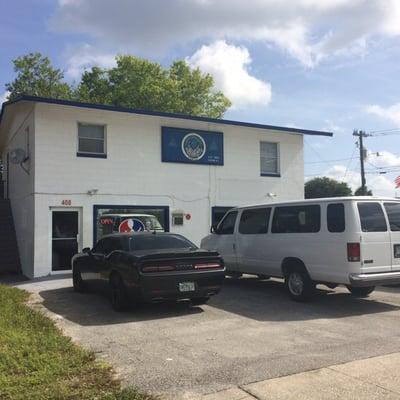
left=161, top=127, right=224, bottom=165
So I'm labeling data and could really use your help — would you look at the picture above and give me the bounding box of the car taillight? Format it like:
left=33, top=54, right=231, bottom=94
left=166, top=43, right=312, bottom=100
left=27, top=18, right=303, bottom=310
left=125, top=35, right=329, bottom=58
left=347, top=243, right=360, bottom=262
left=194, top=262, right=222, bottom=270
left=142, top=265, right=176, bottom=273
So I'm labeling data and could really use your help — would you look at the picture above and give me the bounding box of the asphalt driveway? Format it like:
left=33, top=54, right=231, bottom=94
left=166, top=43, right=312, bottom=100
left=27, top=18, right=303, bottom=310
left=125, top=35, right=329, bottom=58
left=11, top=275, right=400, bottom=399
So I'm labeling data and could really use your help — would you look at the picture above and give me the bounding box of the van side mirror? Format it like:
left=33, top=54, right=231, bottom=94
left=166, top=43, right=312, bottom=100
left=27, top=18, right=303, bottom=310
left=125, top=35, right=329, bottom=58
left=82, top=247, right=91, bottom=254
left=211, top=224, right=219, bottom=234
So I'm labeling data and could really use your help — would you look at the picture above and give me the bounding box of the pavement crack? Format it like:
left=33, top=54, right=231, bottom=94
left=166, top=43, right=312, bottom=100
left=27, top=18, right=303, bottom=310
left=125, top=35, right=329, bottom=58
left=238, top=385, right=261, bottom=399
left=326, top=366, right=400, bottom=397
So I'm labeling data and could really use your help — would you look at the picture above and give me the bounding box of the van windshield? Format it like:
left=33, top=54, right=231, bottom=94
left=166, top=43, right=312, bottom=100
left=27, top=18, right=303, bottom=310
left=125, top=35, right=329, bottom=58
left=384, top=203, right=400, bottom=231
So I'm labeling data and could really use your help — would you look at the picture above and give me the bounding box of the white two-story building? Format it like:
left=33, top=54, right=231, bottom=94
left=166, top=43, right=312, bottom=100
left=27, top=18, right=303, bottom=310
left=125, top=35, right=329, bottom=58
left=0, top=96, right=332, bottom=278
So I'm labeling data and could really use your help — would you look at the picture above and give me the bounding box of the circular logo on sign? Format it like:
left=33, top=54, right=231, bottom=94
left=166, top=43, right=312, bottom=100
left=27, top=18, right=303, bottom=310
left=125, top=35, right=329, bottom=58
left=181, top=133, right=206, bottom=161
left=119, top=218, right=145, bottom=233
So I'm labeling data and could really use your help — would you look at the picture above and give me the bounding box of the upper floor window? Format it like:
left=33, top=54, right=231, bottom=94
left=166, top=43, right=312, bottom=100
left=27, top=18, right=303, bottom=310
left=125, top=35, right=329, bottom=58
left=260, top=141, right=279, bottom=176
left=77, top=123, right=106, bottom=158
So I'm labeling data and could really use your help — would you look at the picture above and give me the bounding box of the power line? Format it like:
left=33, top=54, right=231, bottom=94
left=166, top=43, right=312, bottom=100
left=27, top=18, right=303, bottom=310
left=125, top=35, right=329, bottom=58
left=305, top=156, right=356, bottom=165
left=368, top=128, right=400, bottom=135
left=343, top=146, right=357, bottom=180
left=304, top=138, right=332, bottom=165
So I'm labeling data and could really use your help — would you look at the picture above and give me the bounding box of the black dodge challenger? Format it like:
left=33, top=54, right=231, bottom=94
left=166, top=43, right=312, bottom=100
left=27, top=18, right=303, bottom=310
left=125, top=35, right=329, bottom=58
left=72, top=232, right=225, bottom=311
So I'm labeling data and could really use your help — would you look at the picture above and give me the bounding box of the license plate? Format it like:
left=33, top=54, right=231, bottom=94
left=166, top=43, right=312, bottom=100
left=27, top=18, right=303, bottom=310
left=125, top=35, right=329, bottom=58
left=179, top=282, right=195, bottom=292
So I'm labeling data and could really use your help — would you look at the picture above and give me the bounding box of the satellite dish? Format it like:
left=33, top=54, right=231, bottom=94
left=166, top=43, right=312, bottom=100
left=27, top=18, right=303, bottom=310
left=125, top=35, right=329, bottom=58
left=9, top=148, right=27, bottom=164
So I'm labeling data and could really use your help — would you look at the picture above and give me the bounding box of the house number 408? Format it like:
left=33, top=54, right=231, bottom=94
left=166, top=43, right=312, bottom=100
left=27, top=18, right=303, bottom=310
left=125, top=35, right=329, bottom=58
left=61, top=200, right=72, bottom=206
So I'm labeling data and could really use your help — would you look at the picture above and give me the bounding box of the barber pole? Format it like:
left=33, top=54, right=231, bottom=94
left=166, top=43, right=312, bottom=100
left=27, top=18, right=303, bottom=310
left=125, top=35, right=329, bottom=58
left=395, top=176, right=400, bottom=189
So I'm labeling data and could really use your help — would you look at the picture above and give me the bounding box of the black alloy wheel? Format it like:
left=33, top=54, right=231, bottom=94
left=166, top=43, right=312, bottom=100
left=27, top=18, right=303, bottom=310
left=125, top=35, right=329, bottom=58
left=72, top=268, right=86, bottom=293
left=110, top=274, right=129, bottom=312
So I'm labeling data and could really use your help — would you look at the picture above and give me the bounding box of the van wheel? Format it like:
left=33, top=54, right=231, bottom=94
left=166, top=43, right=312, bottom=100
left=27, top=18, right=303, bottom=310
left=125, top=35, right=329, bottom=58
left=257, top=274, right=270, bottom=280
left=110, top=274, right=129, bottom=312
left=285, top=270, right=316, bottom=302
left=346, top=286, right=375, bottom=297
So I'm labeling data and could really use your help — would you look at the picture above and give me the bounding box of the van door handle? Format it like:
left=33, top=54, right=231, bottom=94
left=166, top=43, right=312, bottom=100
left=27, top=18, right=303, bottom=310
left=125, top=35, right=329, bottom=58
left=233, top=243, right=236, bottom=250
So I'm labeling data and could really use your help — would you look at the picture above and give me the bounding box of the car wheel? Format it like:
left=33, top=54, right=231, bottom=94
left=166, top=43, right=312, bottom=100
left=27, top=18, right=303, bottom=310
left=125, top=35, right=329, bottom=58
left=72, top=267, right=86, bottom=293
left=227, top=272, right=242, bottom=279
left=109, top=274, right=129, bottom=312
left=191, top=297, right=210, bottom=306
left=257, top=274, right=270, bottom=280
left=285, top=269, right=316, bottom=302
left=346, top=285, right=375, bottom=297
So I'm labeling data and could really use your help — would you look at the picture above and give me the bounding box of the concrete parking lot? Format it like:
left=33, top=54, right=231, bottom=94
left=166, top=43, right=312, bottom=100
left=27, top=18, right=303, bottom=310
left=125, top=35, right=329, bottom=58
left=11, top=275, right=400, bottom=399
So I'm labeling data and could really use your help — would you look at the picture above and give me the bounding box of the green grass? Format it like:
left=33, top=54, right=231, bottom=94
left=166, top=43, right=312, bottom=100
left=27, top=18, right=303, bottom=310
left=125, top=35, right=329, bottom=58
left=0, top=284, right=157, bottom=400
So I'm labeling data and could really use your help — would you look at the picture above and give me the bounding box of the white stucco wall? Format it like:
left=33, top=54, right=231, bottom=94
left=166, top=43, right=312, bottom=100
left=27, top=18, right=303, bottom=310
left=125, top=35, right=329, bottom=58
left=1, top=102, right=35, bottom=277
left=30, top=103, right=304, bottom=277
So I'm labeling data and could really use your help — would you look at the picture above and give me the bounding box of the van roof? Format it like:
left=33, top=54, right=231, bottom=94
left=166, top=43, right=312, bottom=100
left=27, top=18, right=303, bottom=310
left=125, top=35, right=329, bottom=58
left=235, top=196, right=400, bottom=209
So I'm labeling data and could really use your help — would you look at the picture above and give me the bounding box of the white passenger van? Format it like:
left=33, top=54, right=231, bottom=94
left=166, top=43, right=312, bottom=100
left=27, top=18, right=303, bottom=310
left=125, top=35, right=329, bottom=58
left=201, top=197, right=400, bottom=301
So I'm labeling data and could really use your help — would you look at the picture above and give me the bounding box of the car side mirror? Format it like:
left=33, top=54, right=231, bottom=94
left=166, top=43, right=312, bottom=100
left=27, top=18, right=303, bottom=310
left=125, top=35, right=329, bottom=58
left=82, top=247, right=91, bottom=254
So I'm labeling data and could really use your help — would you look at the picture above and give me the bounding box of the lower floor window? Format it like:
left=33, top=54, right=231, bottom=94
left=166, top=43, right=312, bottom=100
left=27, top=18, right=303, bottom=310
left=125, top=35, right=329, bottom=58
left=93, top=205, right=170, bottom=243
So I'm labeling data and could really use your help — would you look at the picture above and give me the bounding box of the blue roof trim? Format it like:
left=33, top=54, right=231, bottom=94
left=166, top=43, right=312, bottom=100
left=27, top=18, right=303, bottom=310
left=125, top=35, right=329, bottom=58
left=0, top=95, right=333, bottom=137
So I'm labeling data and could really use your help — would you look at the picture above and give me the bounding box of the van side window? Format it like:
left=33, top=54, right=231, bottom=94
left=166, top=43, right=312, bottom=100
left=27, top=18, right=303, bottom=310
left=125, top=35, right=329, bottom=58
left=218, top=211, right=238, bottom=234
left=384, top=203, right=400, bottom=231
left=271, top=205, right=320, bottom=233
left=239, top=208, right=271, bottom=234
left=357, top=202, right=387, bottom=232
left=327, top=203, right=345, bottom=232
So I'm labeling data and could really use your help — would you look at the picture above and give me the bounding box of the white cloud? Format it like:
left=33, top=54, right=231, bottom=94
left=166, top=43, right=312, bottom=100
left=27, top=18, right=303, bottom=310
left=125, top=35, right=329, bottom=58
left=187, top=41, right=271, bottom=108
left=366, top=103, right=400, bottom=127
left=317, top=163, right=397, bottom=197
left=0, top=91, right=10, bottom=104
left=367, top=151, right=400, bottom=168
left=51, top=0, right=400, bottom=67
left=321, top=119, right=346, bottom=135
left=64, top=44, right=116, bottom=79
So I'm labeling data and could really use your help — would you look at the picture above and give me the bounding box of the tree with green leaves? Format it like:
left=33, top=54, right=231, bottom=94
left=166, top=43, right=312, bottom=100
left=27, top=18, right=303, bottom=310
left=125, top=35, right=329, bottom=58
left=305, top=177, right=352, bottom=199
left=354, top=186, right=373, bottom=196
left=76, top=56, right=231, bottom=118
left=5, top=53, right=231, bottom=118
left=5, top=53, right=72, bottom=101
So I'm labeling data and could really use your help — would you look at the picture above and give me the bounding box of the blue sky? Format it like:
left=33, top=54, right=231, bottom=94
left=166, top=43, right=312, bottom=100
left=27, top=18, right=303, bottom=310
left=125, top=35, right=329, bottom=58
left=1, top=0, right=400, bottom=196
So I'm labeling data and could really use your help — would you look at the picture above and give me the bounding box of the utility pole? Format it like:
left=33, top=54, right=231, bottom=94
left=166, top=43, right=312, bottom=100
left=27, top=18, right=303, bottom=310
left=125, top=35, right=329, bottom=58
left=353, top=130, right=370, bottom=195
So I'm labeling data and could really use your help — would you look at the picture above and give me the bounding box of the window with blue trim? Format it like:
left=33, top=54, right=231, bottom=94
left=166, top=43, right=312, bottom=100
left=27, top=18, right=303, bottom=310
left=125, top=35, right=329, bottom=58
left=260, top=141, right=279, bottom=176
left=77, top=123, right=106, bottom=157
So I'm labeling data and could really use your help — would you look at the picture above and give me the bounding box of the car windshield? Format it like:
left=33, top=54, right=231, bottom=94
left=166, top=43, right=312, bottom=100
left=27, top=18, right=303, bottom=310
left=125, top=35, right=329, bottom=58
left=129, top=235, right=197, bottom=251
